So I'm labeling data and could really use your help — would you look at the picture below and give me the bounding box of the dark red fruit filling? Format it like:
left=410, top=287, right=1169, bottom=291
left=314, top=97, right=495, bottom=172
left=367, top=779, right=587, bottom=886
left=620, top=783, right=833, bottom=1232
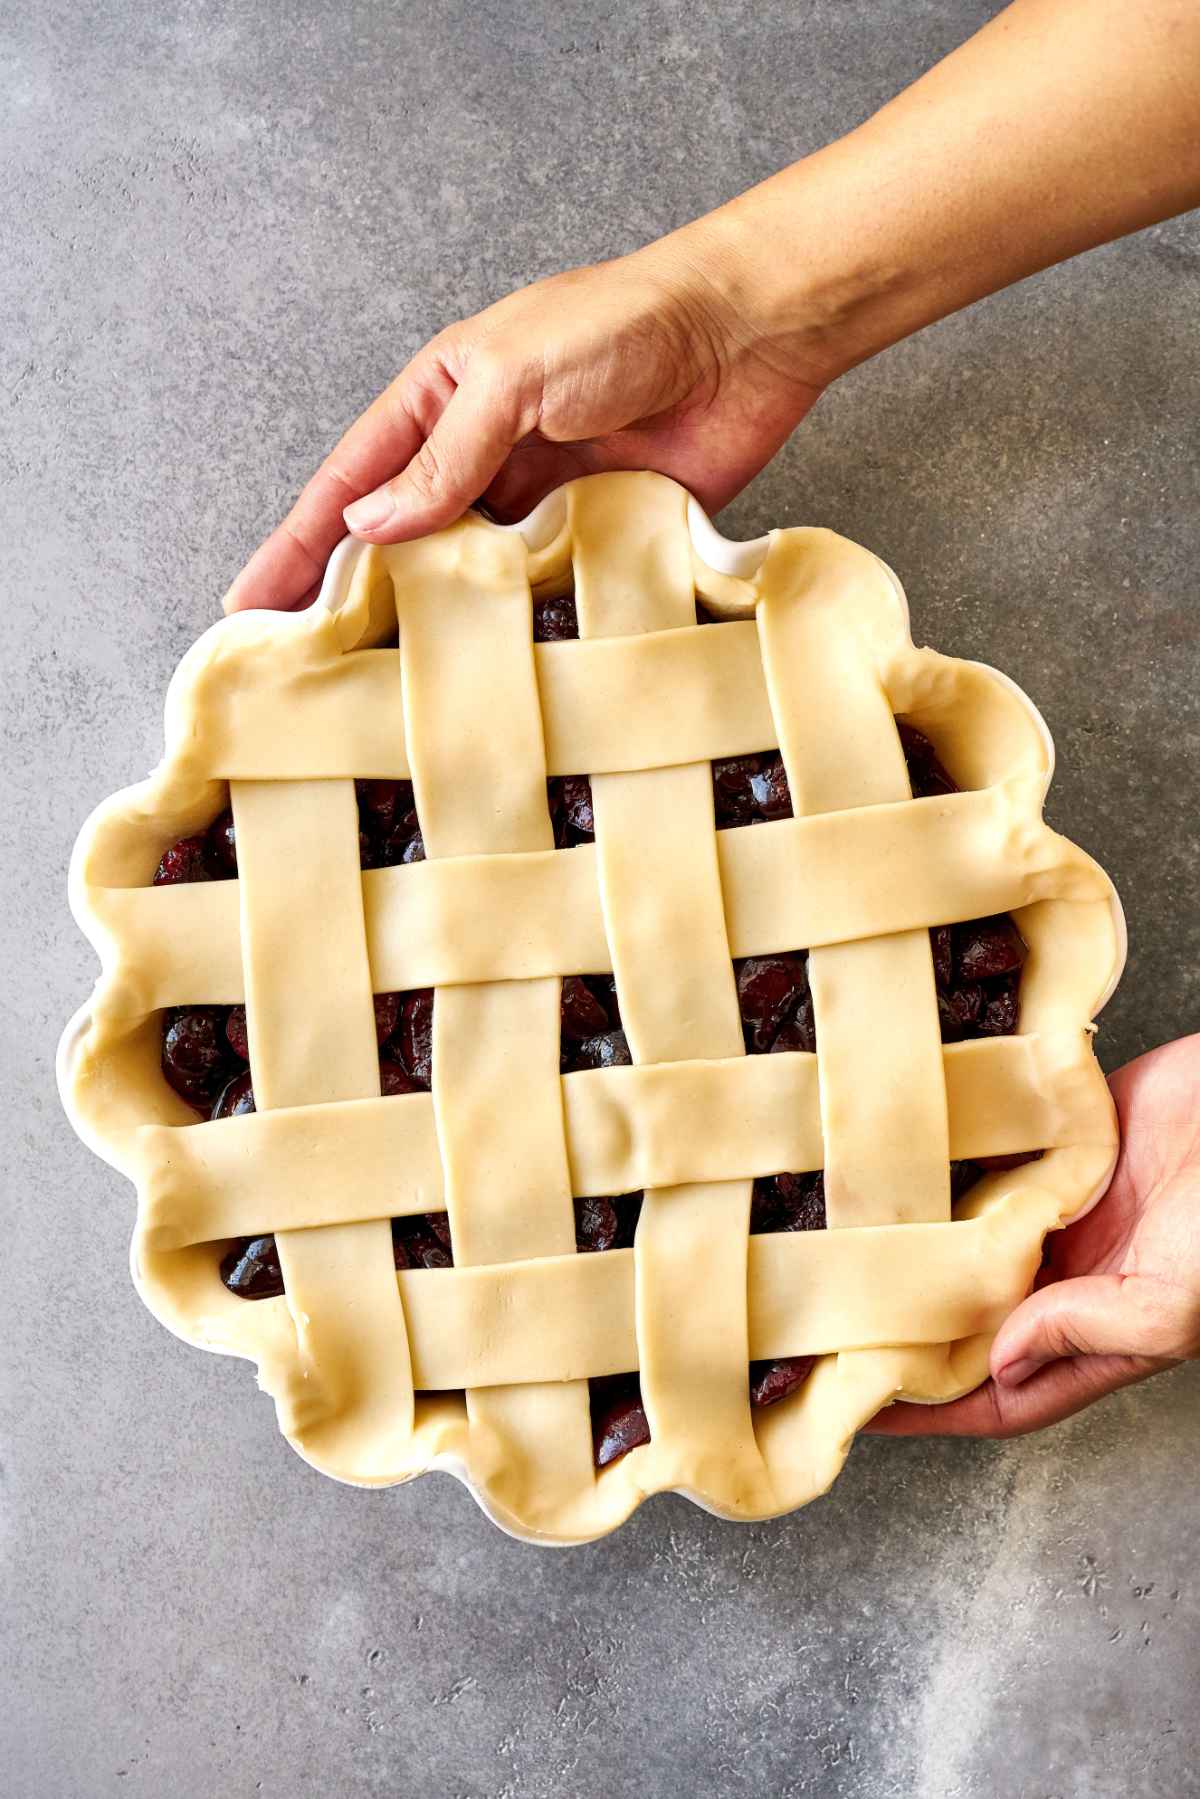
left=153, top=809, right=237, bottom=885
left=208, top=809, right=238, bottom=876
left=391, top=1210, right=453, bottom=1271
left=547, top=773, right=595, bottom=848
left=751, top=1169, right=826, bottom=1235
left=707, top=717, right=962, bottom=838
left=159, top=1006, right=233, bottom=1112
left=749, top=1356, right=818, bottom=1408
left=218, top=1235, right=283, bottom=1300
left=212, top=1069, right=255, bottom=1119
left=225, top=1004, right=249, bottom=1061
left=533, top=593, right=579, bottom=643
left=373, top=991, right=400, bottom=1045
left=154, top=835, right=211, bottom=885
left=559, top=974, right=630, bottom=1073
left=736, top=953, right=815, bottom=1055
left=898, top=721, right=958, bottom=800
left=712, top=751, right=794, bottom=829
left=932, top=916, right=1025, bottom=1041
left=591, top=1374, right=652, bottom=1468
left=535, top=595, right=600, bottom=850
left=395, top=988, right=434, bottom=1085
left=356, top=778, right=425, bottom=868
left=575, top=1192, right=643, bottom=1253
left=379, top=1057, right=426, bottom=1097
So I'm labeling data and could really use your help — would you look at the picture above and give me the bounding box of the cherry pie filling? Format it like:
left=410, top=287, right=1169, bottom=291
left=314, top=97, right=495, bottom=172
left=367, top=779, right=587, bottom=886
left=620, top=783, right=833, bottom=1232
left=154, top=592, right=1038, bottom=1470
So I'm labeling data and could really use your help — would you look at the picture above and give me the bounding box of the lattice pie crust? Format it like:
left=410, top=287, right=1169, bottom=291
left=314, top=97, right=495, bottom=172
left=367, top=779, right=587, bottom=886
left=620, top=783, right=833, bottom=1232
left=59, top=472, right=1124, bottom=1543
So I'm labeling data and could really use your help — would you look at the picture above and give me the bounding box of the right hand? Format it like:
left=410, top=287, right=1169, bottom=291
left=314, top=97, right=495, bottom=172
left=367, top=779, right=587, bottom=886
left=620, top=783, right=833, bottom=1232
left=223, top=224, right=829, bottom=613
left=868, top=1034, right=1200, bottom=1440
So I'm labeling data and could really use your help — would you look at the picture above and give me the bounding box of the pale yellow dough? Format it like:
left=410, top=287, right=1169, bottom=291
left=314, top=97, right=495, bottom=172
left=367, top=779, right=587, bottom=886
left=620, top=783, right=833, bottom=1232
left=60, top=472, right=1122, bottom=1544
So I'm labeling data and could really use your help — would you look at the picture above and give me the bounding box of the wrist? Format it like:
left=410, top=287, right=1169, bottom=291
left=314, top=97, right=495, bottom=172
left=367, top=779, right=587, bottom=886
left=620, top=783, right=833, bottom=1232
left=664, top=154, right=921, bottom=391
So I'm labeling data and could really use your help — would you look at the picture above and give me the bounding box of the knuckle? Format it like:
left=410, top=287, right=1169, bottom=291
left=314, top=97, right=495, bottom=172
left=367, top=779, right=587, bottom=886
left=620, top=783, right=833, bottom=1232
left=404, top=436, right=444, bottom=502
left=983, top=1384, right=1021, bottom=1439
left=279, top=516, right=322, bottom=575
left=1125, top=1273, right=1197, bottom=1359
left=467, top=342, right=534, bottom=426
left=322, top=461, right=359, bottom=503
left=1049, top=1318, right=1089, bottom=1360
left=468, top=343, right=508, bottom=389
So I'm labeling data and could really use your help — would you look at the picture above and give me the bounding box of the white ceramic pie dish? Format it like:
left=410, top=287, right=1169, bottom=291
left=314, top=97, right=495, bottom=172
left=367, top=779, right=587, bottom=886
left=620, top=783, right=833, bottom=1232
left=58, top=479, right=1129, bottom=1545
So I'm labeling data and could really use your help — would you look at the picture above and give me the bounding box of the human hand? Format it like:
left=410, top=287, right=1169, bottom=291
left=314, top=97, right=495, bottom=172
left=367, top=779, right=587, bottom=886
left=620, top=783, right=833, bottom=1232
left=223, top=224, right=828, bottom=614
left=224, top=0, right=1200, bottom=617
left=868, top=1033, right=1200, bottom=1440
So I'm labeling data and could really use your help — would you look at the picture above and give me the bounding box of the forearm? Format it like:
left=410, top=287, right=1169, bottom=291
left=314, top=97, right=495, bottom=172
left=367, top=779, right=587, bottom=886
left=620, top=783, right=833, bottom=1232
left=227, top=0, right=1200, bottom=606
left=685, top=0, right=1200, bottom=382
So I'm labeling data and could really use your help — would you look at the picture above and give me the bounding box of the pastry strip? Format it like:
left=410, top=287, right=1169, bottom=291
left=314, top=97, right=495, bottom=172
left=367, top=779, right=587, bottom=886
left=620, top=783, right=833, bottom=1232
left=757, top=531, right=950, bottom=1227
left=230, top=777, right=415, bottom=1476
left=572, top=476, right=773, bottom=1510
left=388, top=1202, right=1050, bottom=1388
left=92, top=782, right=1107, bottom=1011
left=394, top=519, right=596, bottom=1518
left=135, top=1030, right=1099, bottom=1247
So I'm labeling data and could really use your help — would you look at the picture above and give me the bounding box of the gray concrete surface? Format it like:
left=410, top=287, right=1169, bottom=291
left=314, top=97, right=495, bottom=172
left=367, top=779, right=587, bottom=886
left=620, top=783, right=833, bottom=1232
left=3, top=2, right=1198, bottom=1794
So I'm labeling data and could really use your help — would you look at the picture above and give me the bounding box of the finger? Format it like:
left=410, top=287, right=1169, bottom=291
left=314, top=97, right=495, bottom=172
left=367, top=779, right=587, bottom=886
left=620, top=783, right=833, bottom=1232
left=990, top=1272, right=1187, bottom=1387
left=865, top=1352, right=1159, bottom=1440
left=222, top=522, right=331, bottom=615
left=343, top=363, right=531, bottom=543
left=223, top=351, right=456, bottom=613
left=478, top=436, right=606, bottom=521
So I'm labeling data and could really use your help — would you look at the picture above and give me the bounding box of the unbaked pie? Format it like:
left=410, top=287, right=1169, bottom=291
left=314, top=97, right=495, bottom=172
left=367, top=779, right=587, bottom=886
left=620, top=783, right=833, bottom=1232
left=58, top=472, right=1125, bottom=1543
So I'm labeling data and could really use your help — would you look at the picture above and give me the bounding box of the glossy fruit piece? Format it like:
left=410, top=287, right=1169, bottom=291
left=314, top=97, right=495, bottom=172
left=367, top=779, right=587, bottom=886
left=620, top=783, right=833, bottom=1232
left=711, top=750, right=792, bottom=830
left=533, top=595, right=579, bottom=642
left=562, top=1028, right=632, bottom=1075
left=398, top=990, right=434, bottom=1086
left=379, top=1057, right=426, bottom=1097
left=898, top=722, right=957, bottom=798
left=547, top=773, right=595, bottom=846
left=391, top=1210, right=454, bottom=1270
left=736, top=954, right=811, bottom=1054
left=749, top=1356, right=816, bottom=1407
left=590, top=1375, right=651, bottom=1468
left=207, top=809, right=238, bottom=876
left=225, top=1005, right=249, bottom=1061
left=560, top=976, right=610, bottom=1042
left=161, top=1006, right=232, bottom=1111
left=954, top=915, right=1027, bottom=982
left=212, top=1069, right=255, bottom=1118
left=374, top=991, right=401, bottom=1046
left=220, top=1235, right=284, bottom=1299
left=712, top=754, right=761, bottom=828
left=750, top=1171, right=826, bottom=1235
left=153, top=834, right=213, bottom=885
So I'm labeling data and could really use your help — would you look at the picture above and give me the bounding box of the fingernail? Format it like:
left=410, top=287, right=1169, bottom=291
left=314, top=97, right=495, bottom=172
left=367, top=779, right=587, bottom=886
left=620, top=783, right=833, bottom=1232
left=344, top=489, right=397, bottom=533
left=996, top=1356, right=1042, bottom=1388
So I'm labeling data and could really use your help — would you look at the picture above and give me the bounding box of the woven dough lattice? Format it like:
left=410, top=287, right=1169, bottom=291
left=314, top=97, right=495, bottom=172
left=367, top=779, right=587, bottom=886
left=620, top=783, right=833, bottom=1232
left=61, top=472, right=1122, bottom=1543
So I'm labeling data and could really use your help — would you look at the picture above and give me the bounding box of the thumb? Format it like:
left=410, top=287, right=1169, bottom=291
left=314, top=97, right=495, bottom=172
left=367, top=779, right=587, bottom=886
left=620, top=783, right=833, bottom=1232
left=992, top=1272, right=1181, bottom=1388
left=343, top=372, right=525, bottom=543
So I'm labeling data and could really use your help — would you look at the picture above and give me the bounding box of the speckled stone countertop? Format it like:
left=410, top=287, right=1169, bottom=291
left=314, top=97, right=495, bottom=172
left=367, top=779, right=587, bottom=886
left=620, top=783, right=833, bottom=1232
left=3, top=3, right=1197, bottom=1794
